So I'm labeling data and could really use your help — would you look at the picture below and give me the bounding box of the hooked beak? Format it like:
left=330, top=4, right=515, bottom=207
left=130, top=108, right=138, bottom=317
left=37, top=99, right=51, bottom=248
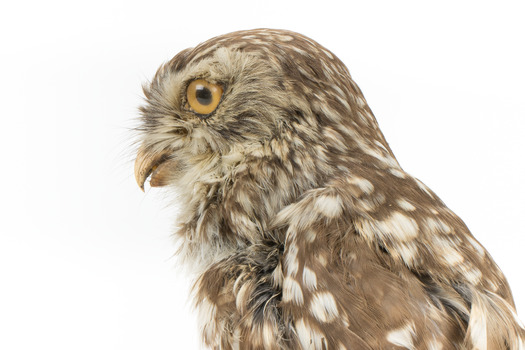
left=134, top=144, right=175, bottom=191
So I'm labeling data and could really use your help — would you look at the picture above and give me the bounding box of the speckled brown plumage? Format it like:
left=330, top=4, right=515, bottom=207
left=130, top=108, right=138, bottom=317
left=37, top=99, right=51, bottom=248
left=134, top=29, right=524, bottom=349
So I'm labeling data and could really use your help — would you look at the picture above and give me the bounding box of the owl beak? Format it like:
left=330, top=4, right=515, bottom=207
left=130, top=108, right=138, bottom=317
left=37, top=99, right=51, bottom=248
left=134, top=144, right=174, bottom=191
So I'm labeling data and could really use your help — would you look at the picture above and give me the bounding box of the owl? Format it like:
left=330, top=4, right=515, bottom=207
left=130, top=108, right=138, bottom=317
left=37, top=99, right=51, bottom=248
left=134, top=29, right=524, bottom=349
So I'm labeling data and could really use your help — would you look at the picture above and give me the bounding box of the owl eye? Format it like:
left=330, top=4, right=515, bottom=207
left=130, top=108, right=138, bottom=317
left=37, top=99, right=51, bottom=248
left=186, top=79, right=223, bottom=116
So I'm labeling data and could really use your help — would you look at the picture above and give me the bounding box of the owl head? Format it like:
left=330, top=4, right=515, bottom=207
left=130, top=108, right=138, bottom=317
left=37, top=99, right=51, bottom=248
left=135, top=29, right=399, bottom=198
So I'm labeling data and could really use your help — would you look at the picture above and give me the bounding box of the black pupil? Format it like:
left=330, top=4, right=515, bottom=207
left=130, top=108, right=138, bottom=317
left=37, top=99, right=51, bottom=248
left=195, top=85, right=213, bottom=105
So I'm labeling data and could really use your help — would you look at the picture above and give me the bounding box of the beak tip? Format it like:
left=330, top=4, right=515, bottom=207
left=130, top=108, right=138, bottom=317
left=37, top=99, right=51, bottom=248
left=134, top=171, right=147, bottom=193
left=136, top=174, right=147, bottom=192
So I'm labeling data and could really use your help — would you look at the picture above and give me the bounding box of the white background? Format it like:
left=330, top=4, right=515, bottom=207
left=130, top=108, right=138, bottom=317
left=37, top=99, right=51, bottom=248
left=1, top=1, right=524, bottom=349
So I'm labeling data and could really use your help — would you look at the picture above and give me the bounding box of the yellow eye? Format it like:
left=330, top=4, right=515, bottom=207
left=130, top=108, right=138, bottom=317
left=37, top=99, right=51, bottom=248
left=186, top=79, right=223, bottom=116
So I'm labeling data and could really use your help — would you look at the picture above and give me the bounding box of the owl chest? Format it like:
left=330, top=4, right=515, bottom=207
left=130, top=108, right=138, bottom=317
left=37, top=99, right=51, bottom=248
left=194, top=242, right=287, bottom=349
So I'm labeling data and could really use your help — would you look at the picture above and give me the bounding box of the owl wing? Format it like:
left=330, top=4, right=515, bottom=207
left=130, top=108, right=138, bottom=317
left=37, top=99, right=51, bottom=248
left=273, top=167, right=525, bottom=349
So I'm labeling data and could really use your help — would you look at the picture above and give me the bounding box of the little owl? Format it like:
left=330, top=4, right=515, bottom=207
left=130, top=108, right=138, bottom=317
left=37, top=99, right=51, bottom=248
left=134, top=29, right=524, bottom=349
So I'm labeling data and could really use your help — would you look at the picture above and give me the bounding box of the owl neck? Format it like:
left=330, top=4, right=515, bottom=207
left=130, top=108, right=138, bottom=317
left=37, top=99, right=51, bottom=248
left=172, top=142, right=333, bottom=272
